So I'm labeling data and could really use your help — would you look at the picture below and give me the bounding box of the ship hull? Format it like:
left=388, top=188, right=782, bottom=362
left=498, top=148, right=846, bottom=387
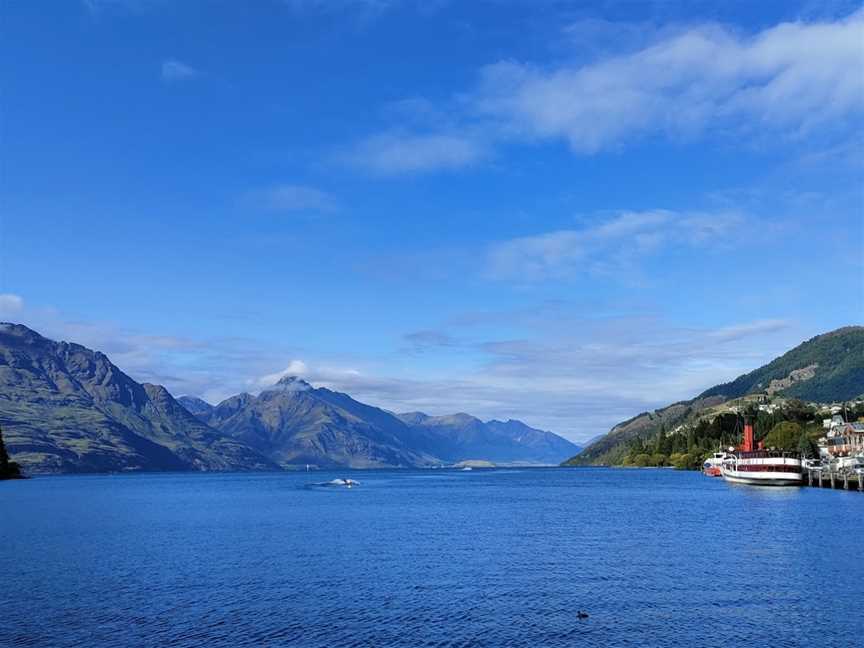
left=720, top=470, right=803, bottom=487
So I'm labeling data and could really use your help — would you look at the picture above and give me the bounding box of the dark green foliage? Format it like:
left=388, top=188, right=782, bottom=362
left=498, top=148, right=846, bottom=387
left=764, top=421, right=803, bottom=450
left=797, top=431, right=820, bottom=459
left=614, top=403, right=826, bottom=469
left=670, top=452, right=709, bottom=470
left=650, top=453, right=668, bottom=467
left=0, top=423, right=22, bottom=479
left=620, top=414, right=730, bottom=468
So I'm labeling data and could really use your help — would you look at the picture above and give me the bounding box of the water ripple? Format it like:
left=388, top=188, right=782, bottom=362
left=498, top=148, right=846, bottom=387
left=2, top=469, right=863, bottom=647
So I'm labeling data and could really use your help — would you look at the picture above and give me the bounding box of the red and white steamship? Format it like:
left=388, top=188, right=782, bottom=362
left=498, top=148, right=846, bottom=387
left=720, top=420, right=804, bottom=487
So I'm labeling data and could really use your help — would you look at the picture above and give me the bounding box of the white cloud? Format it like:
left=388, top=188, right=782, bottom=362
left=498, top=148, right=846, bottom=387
left=0, top=293, right=24, bottom=315
left=285, top=0, right=397, bottom=11
left=485, top=209, right=743, bottom=281
left=471, top=10, right=864, bottom=151
left=161, top=59, right=199, bottom=82
left=709, top=319, right=790, bottom=342
left=341, top=131, right=487, bottom=175
left=255, top=361, right=311, bottom=389
left=345, top=10, right=864, bottom=172
left=403, top=330, right=457, bottom=352
left=254, top=184, right=339, bottom=214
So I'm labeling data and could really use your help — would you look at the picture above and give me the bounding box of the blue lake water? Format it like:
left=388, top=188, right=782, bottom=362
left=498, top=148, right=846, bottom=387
left=2, top=468, right=862, bottom=648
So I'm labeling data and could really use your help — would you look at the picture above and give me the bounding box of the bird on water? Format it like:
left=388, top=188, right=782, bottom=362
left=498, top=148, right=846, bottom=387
left=576, top=611, right=589, bottom=619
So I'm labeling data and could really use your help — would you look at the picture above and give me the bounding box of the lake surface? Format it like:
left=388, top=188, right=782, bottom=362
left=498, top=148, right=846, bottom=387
left=2, top=468, right=862, bottom=647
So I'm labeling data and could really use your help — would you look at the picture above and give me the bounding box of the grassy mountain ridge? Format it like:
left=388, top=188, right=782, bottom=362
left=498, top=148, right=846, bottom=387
left=0, top=323, right=278, bottom=474
left=566, top=326, right=864, bottom=466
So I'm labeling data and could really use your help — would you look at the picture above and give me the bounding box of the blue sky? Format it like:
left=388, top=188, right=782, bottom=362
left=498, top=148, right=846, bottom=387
left=1, top=0, right=862, bottom=442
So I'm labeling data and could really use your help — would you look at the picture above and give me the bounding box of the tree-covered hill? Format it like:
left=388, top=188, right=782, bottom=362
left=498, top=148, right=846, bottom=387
left=698, top=326, right=864, bottom=402
left=565, top=326, right=864, bottom=467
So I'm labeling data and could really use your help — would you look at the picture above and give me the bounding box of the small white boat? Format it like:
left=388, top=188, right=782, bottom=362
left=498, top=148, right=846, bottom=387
left=325, top=478, right=359, bottom=488
left=702, top=452, right=726, bottom=477
left=803, top=458, right=823, bottom=471
left=461, top=466, right=473, bottom=471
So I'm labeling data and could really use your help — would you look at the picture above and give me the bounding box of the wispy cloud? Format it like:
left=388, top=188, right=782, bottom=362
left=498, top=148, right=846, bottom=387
left=485, top=210, right=743, bottom=281
left=283, top=0, right=448, bottom=20
left=344, top=10, right=864, bottom=172
left=340, top=131, right=487, bottom=175
left=3, top=295, right=810, bottom=443
left=284, top=0, right=398, bottom=11
left=251, top=184, right=339, bottom=214
left=402, top=330, right=457, bottom=353
left=161, top=59, right=199, bottom=82
left=0, top=293, right=24, bottom=315
left=255, top=360, right=315, bottom=389
left=83, top=0, right=156, bottom=14
left=709, top=319, right=791, bottom=342
left=470, top=11, right=864, bottom=151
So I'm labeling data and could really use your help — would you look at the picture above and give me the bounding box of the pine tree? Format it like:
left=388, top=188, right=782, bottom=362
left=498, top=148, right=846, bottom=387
left=671, top=431, right=687, bottom=454
left=0, top=424, right=9, bottom=472
left=0, top=423, right=21, bottom=479
left=653, top=425, right=665, bottom=455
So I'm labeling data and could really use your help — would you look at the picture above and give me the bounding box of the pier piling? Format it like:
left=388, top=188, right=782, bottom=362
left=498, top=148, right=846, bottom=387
left=805, top=467, right=861, bottom=492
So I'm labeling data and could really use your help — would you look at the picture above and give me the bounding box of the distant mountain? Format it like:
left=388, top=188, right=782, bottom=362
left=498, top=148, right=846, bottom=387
left=188, top=376, right=579, bottom=468
left=486, top=419, right=581, bottom=463
left=0, top=322, right=579, bottom=473
left=177, top=396, right=215, bottom=418
left=0, top=323, right=277, bottom=474
left=565, top=326, right=864, bottom=466
left=395, top=412, right=580, bottom=465
left=194, top=376, right=437, bottom=469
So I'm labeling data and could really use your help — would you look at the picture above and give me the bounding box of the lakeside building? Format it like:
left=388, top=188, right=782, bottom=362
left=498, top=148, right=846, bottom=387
left=820, top=415, right=864, bottom=458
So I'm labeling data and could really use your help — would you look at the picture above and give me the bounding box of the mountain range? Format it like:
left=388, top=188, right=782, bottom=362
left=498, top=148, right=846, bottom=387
left=565, top=325, right=864, bottom=465
left=178, top=377, right=577, bottom=469
left=0, top=323, right=579, bottom=474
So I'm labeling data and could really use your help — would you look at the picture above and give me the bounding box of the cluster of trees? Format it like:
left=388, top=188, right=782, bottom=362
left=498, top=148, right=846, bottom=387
left=621, top=422, right=719, bottom=470
left=0, top=424, right=22, bottom=480
left=623, top=451, right=707, bottom=470
left=620, top=399, right=830, bottom=470
left=762, top=421, right=821, bottom=456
